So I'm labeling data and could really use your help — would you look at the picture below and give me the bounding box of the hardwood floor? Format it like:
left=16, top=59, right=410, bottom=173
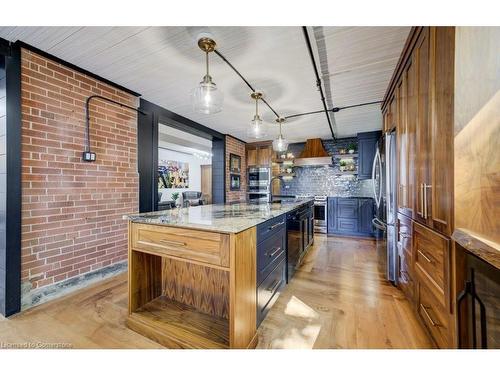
left=258, top=235, right=433, bottom=348
left=0, top=235, right=433, bottom=349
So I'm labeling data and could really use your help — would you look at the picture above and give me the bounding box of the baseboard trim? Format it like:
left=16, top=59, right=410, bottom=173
left=20, top=261, right=127, bottom=312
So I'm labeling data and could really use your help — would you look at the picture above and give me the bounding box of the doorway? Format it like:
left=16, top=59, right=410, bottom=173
left=157, top=123, right=213, bottom=209
left=137, top=98, right=226, bottom=213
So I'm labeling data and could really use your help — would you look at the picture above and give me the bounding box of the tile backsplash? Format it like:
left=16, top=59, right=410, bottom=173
left=280, top=138, right=374, bottom=198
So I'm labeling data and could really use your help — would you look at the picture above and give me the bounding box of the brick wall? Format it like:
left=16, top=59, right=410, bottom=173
left=20, top=49, right=138, bottom=305
left=225, top=136, right=246, bottom=202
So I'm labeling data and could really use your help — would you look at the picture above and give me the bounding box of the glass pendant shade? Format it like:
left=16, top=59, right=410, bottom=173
left=272, top=134, right=289, bottom=152
left=191, top=42, right=223, bottom=114
left=247, top=114, right=267, bottom=138
left=272, top=117, right=288, bottom=152
left=191, top=76, right=223, bottom=114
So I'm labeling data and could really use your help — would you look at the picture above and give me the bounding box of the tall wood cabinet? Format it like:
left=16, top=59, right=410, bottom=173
left=382, top=27, right=455, bottom=348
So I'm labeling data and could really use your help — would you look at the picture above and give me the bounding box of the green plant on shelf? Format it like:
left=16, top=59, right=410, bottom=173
left=347, top=142, right=357, bottom=153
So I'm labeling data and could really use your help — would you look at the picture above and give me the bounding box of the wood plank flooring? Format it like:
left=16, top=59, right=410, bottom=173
left=0, top=235, right=433, bottom=349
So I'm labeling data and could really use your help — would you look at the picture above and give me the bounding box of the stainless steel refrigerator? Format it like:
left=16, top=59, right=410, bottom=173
left=371, top=131, right=397, bottom=283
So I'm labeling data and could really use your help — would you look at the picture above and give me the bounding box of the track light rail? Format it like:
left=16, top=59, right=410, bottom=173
left=284, top=100, right=383, bottom=120
left=211, top=30, right=384, bottom=140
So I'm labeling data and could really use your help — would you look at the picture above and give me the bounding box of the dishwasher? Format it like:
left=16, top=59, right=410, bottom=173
left=286, top=205, right=308, bottom=282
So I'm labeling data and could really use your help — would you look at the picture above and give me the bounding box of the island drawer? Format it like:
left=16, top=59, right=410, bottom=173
left=257, top=214, right=286, bottom=244
left=257, top=227, right=286, bottom=285
left=257, top=258, right=286, bottom=326
left=131, top=223, right=230, bottom=267
left=414, top=222, right=449, bottom=299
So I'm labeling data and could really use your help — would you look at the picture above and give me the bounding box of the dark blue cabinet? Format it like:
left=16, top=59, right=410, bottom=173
left=327, top=197, right=337, bottom=232
left=359, top=198, right=374, bottom=234
left=358, top=131, right=381, bottom=180
left=327, top=197, right=374, bottom=237
left=256, top=214, right=286, bottom=326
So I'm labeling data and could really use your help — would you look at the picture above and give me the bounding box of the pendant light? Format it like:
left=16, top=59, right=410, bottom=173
left=272, top=117, right=289, bottom=152
left=247, top=91, right=267, bottom=139
left=191, top=37, right=223, bottom=114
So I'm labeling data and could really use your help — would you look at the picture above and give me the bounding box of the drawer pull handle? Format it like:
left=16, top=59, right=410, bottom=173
left=266, top=279, right=281, bottom=292
left=268, top=247, right=282, bottom=258
left=159, top=239, right=186, bottom=247
left=420, top=304, right=440, bottom=327
left=268, top=221, right=285, bottom=230
left=418, top=249, right=432, bottom=263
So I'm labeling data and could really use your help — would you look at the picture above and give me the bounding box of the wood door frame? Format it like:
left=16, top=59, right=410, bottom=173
left=200, top=164, right=212, bottom=204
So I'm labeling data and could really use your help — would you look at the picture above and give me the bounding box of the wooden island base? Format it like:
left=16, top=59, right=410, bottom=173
left=126, top=222, right=258, bottom=349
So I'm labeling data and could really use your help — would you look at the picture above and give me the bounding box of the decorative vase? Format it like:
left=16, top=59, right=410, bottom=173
left=348, top=149, right=354, bottom=154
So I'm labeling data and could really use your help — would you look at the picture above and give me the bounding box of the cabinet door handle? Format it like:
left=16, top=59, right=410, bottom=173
left=418, top=249, right=432, bottom=263
left=159, top=239, right=186, bottom=247
left=419, top=183, right=424, bottom=217
left=269, top=221, right=284, bottom=230
left=399, top=185, right=404, bottom=208
left=268, top=247, right=282, bottom=258
left=423, top=184, right=432, bottom=219
left=420, top=304, right=440, bottom=327
left=266, top=279, right=281, bottom=292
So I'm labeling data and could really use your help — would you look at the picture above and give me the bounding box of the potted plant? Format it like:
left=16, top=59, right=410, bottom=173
left=347, top=143, right=357, bottom=154
left=171, top=192, right=180, bottom=208
left=339, top=160, right=347, bottom=171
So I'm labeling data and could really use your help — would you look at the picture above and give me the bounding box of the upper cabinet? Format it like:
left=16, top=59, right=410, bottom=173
left=246, top=143, right=272, bottom=167
left=414, top=27, right=455, bottom=236
left=357, top=131, right=381, bottom=180
left=384, top=27, right=454, bottom=237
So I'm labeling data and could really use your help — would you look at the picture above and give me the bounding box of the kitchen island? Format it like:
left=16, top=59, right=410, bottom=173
left=125, top=199, right=313, bottom=349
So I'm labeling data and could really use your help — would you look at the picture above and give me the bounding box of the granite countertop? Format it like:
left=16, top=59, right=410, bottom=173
left=124, top=198, right=313, bottom=234
left=452, top=228, right=500, bottom=270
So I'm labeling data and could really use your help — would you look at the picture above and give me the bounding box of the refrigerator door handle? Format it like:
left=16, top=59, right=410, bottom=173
left=372, top=148, right=382, bottom=209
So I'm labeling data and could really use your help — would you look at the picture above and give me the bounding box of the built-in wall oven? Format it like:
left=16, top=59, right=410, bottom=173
left=247, top=167, right=270, bottom=202
left=313, top=195, right=327, bottom=233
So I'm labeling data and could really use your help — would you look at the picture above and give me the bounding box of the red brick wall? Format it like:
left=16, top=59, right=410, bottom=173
left=225, top=136, right=246, bottom=202
left=20, top=49, right=138, bottom=296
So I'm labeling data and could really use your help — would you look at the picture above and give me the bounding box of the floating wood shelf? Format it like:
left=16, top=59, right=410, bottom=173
left=333, top=153, right=358, bottom=158
left=272, top=158, right=295, bottom=164
left=336, top=171, right=358, bottom=175
left=127, top=295, right=229, bottom=349
left=278, top=173, right=296, bottom=178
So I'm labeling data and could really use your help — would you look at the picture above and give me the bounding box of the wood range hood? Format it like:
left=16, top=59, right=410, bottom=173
left=294, top=138, right=332, bottom=167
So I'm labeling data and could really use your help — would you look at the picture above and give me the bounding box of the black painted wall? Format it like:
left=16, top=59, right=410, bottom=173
left=0, top=53, right=6, bottom=314
left=0, top=40, right=22, bottom=317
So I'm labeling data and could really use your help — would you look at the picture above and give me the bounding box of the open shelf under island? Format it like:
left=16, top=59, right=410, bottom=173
left=124, top=199, right=314, bottom=349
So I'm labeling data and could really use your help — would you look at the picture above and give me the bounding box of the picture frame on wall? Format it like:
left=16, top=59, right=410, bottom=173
left=229, top=153, right=241, bottom=174
left=230, top=174, right=241, bottom=191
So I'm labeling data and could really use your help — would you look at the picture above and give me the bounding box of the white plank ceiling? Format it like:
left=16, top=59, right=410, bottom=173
left=0, top=26, right=409, bottom=141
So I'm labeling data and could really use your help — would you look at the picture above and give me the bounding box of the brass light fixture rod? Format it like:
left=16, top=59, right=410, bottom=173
left=204, top=32, right=383, bottom=140
left=214, top=49, right=280, bottom=118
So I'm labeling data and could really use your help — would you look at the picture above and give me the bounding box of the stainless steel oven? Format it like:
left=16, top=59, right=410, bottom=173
left=313, top=195, right=327, bottom=233
left=247, top=167, right=270, bottom=202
